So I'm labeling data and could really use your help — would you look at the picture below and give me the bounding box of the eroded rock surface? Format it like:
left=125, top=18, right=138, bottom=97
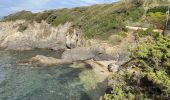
left=0, top=20, right=84, bottom=50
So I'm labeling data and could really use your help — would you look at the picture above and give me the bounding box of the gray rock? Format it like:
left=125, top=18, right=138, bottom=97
left=0, top=21, right=83, bottom=50
left=116, top=52, right=130, bottom=65
left=93, top=53, right=114, bottom=61
left=62, top=47, right=98, bottom=61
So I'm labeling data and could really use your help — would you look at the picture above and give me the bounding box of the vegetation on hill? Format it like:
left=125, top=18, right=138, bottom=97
left=104, top=2, right=170, bottom=99
left=104, top=29, right=170, bottom=99
left=2, top=0, right=145, bottom=39
left=1, top=0, right=169, bottom=38
left=147, top=12, right=166, bottom=29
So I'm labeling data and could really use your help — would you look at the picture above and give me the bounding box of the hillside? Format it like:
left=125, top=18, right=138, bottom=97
left=2, top=0, right=145, bottom=39
left=2, top=0, right=169, bottom=39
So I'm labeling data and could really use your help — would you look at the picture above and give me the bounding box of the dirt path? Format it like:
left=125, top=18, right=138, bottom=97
left=126, top=26, right=163, bottom=33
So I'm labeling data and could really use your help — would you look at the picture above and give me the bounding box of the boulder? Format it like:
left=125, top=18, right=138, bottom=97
left=107, top=63, right=119, bottom=72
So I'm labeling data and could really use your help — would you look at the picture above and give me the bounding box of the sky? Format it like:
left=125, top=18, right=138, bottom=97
left=0, top=0, right=119, bottom=16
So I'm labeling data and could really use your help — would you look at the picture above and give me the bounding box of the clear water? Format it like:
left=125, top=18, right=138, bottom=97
left=0, top=50, right=106, bottom=100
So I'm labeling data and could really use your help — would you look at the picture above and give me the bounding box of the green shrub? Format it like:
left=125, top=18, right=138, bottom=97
left=52, top=14, right=71, bottom=26
left=128, top=7, right=144, bottom=21
left=34, top=11, right=54, bottom=23
left=46, top=14, right=57, bottom=24
left=105, top=29, right=170, bottom=99
left=147, top=12, right=166, bottom=29
left=147, top=70, right=170, bottom=93
left=136, top=28, right=161, bottom=38
left=3, top=11, right=35, bottom=21
left=148, top=6, right=168, bottom=13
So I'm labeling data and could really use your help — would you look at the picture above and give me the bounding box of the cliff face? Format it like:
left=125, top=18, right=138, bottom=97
left=0, top=20, right=84, bottom=50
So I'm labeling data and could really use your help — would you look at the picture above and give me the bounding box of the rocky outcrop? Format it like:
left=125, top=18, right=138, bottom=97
left=0, top=20, right=84, bottom=50
left=89, top=32, right=136, bottom=65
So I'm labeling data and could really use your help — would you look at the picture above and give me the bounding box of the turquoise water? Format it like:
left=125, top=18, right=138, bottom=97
left=0, top=50, right=106, bottom=100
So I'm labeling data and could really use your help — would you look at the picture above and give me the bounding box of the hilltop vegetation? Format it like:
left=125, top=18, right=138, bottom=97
left=2, top=0, right=169, bottom=39
left=2, top=0, right=145, bottom=39
left=3, top=0, right=169, bottom=39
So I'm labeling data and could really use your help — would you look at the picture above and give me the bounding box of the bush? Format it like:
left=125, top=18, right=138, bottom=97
left=148, top=6, right=168, bottom=13
left=147, top=12, right=166, bottom=29
left=128, top=7, right=144, bottom=21
left=34, top=11, right=54, bottom=23
left=52, top=14, right=71, bottom=26
left=46, top=14, right=57, bottom=24
left=136, top=28, right=160, bottom=38
left=105, top=29, right=170, bottom=99
left=3, top=11, right=35, bottom=21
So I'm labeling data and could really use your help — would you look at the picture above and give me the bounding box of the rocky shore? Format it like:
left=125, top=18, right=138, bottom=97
left=0, top=20, right=136, bottom=98
left=0, top=20, right=134, bottom=72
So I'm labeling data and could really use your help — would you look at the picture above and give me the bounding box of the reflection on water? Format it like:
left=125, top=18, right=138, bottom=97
left=0, top=50, right=106, bottom=100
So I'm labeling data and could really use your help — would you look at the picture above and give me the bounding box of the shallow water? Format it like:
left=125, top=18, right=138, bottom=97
left=0, top=50, right=106, bottom=100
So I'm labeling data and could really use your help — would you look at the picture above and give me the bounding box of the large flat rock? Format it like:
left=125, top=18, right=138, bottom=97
left=62, top=47, right=99, bottom=61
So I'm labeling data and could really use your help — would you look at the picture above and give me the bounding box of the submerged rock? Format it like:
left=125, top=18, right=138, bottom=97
left=17, top=55, right=72, bottom=66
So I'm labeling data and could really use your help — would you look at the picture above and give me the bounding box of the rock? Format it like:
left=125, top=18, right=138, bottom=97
left=17, top=55, right=72, bottom=66
left=117, top=52, right=130, bottom=65
left=62, top=47, right=99, bottom=61
left=108, top=63, right=119, bottom=72
left=84, top=60, right=110, bottom=82
left=93, top=53, right=114, bottom=61
left=0, top=21, right=84, bottom=50
left=66, top=28, right=83, bottom=49
left=17, top=59, right=32, bottom=65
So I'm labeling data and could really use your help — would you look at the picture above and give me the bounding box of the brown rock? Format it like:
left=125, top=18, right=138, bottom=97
left=17, top=55, right=73, bottom=66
